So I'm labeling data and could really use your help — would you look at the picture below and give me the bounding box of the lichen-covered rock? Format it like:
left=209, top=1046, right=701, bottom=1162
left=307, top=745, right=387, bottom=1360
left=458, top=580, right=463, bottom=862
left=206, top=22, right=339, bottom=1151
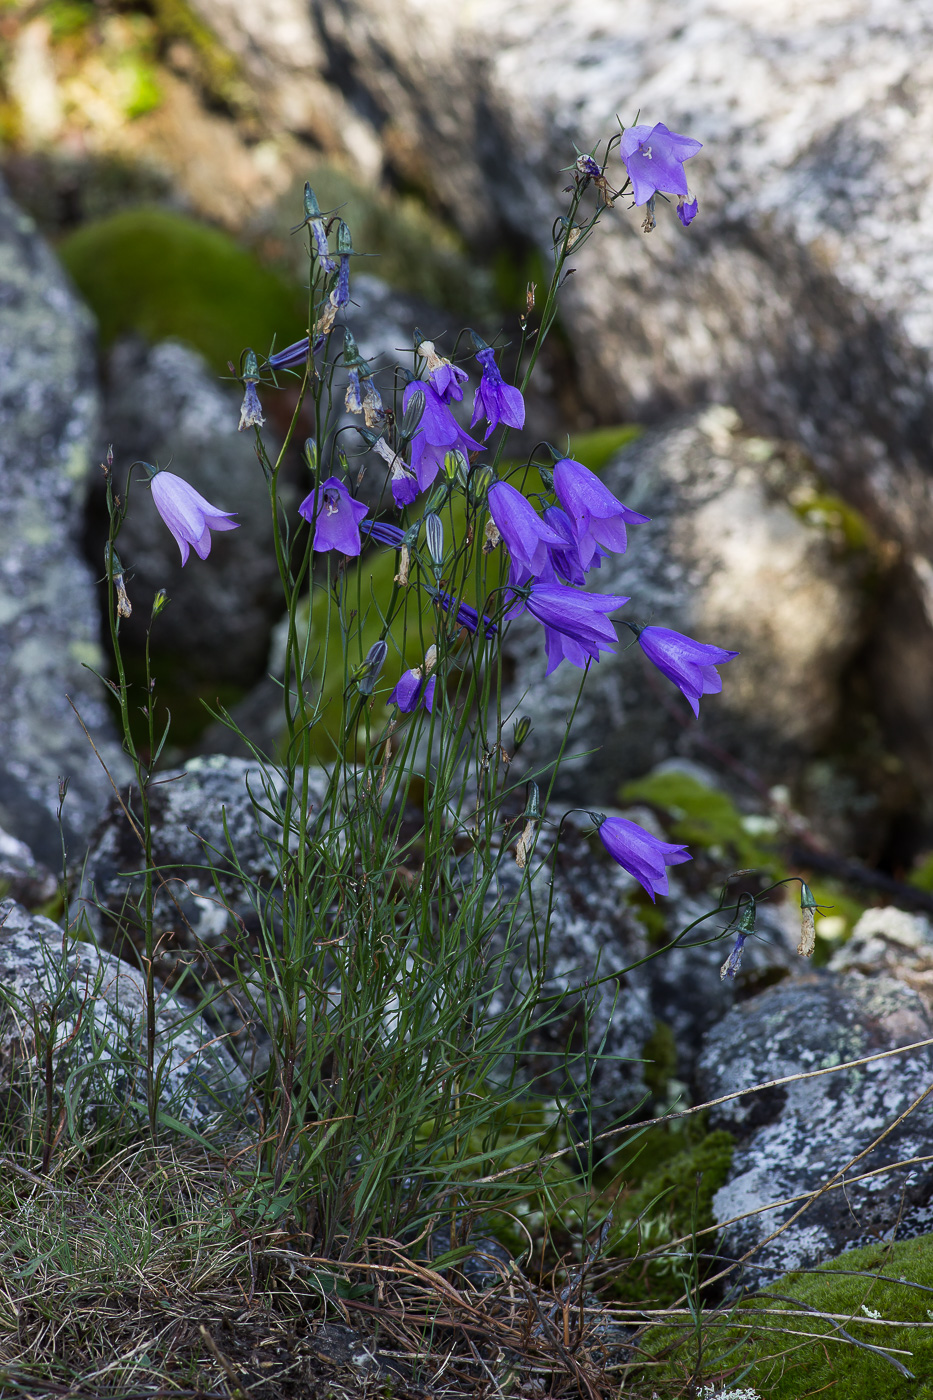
left=829, top=905, right=933, bottom=1012
left=0, top=825, right=57, bottom=908
left=696, top=973, right=933, bottom=1289
left=89, top=337, right=282, bottom=690
left=0, top=898, right=244, bottom=1131
left=0, top=178, right=126, bottom=864
left=504, top=411, right=867, bottom=802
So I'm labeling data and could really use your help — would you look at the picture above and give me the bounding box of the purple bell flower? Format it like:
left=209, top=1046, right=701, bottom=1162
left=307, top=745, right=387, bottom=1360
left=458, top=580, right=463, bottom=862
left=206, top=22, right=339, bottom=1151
left=507, top=583, right=629, bottom=676
left=267, top=335, right=325, bottom=370
left=637, top=626, right=739, bottom=717
left=471, top=347, right=525, bottom=439
left=298, top=476, right=369, bottom=555
left=553, top=457, right=650, bottom=568
left=149, top=470, right=239, bottom=566
left=677, top=196, right=699, bottom=228
left=402, top=379, right=483, bottom=501
left=598, top=816, right=691, bottom=902
left=390, top=667, right=436, bottom=714
left=437, top=592, right=497, bottom=636
left=361, top=520, right=406, bottom=548
left=488, top=482, right=566, bottom=577
left=620, top=122, right=702, bottom=206
left=416, top=339, right=470, bottom=404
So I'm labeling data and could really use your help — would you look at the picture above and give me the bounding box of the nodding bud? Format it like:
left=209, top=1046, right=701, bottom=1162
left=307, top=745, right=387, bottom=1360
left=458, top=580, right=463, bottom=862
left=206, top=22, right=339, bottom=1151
left=538, top=465, right=554, bottom=492
left=336, top=220, right=354, bottom=255
left=304, top=183, right=322, bottom=219
left=242, top=348, right=260, bottom=383
left=399, top=388, right=426, bottom=443
left=357, top=638, right=388, bottom=696
left=425, top=513, right=444, bottom=568
left=469, top=465, right=493, bottom=506
left=513, top=715, right=532, bottom=748
left=470, top=330, right=490, bottom=354
left=523, top=782, right=541, bottom=821
left=303, top=438, right=318, bottom=475
left=798, top=882, right=819, bottom=958
left=444, top=449, right=469, bottom=486
left=151, top=588, right=169, bottom=619
left=343, top=329, right=370, bottom=372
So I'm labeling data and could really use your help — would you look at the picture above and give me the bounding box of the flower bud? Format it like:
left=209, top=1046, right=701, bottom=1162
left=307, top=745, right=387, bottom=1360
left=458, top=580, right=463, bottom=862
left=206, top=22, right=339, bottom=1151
left=343, top=329, right=371, bottom=374
left=444, top=449, right=470, bottom=486
left=425, top=513, right=444, bottom=569
left=151, top=587, right=169, bottom=620
left=303, top=438, right=318, bottom=475
left=469, top=465, right=494, bottom=507
left=513, top=716, right=532, bottom=748
left=523, top=781, right=541, bottom=821
left=399, top=388, right=426, bottom=443
left=356, top=638, right=388, bottom=696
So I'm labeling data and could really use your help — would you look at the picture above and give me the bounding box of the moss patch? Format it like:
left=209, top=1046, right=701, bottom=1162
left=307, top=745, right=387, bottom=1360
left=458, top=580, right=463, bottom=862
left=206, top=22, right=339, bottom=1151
left=59, top=208, right=306, bottom=372
left=647, top=1232, right=933, bottom=1398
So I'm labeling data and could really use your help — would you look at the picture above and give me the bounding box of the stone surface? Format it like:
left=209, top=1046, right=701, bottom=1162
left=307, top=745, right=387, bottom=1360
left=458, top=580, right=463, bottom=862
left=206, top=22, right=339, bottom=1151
left=89, top=336, right=283, bottom=690
left=697, top=971, right=933, bottom=1289
left=503, top=410, right=868, bottom=803
left=0, top=177, right=126, bottom=866
left=0, top=825, right=57, bottom=908
left=0, top=898, right=244, bottom=1131
left=829, top=904, right=933, bottom=1012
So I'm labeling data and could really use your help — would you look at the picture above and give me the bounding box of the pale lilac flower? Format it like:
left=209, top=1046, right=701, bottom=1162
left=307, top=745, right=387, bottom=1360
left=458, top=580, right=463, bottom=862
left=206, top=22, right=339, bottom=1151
left=471, top=347, right=525, bottom=438
left=488, top=481, right=565, bottom=577
left=298, top=476, right=369, bottom=555
left=149, top=470, right=238, bottom=566
left=637, top=626, right=739, bottom=717
left=620, top=122, right=702, bottom=206
left=598, top=816, right=691, bottom=901
left=553, top=457, right=649, bottom=567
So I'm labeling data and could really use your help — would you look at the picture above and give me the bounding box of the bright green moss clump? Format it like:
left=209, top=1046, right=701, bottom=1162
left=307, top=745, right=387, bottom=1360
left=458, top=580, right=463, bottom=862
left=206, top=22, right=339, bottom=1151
left=60, top=208, right=306, bottom=373
left=647, top=1232, right=933, bottom=1398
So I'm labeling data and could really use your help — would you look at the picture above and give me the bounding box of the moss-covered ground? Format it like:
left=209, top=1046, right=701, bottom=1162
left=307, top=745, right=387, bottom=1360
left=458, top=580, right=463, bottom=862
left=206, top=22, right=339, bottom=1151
left=643, top=1232, right=933, bottom=1398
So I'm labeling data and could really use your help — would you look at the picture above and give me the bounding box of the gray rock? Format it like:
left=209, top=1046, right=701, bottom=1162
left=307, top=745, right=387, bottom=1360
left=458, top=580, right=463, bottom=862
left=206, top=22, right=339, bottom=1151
left=503, top=411, right=867, bottom=802
left=0, top=824, right=57, bottom=908
left=0, top=178, right=126, bottom=864
left=91, top=337, right=283, bottom=690
left=481, top=815, right=657, bottom=1133
left=696, top=972, right=933, bottom=1289
left=0, top=898, right=244, bottom=1132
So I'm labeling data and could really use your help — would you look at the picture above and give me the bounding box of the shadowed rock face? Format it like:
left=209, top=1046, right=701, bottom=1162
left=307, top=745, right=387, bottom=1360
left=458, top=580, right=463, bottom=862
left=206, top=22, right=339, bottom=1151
left=0, top=179, right=126, bottom=864
left=696, top=972, right=933, bottom=1289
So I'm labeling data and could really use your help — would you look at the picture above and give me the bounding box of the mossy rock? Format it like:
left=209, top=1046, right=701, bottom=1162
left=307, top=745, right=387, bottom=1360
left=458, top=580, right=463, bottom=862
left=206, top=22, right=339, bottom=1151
left=59, top=208, right=306, bottom=373
left=645, top=1232, right=933, bottom=1398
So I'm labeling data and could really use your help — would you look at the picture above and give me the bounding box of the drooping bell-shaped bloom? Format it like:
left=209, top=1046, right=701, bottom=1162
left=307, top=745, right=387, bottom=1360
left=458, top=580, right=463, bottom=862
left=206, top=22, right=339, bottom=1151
left=620, top=122, right=702, bottom=206
left=677, top=195, right=699, bottom=228
left=403, top=379, right=483, bottom=499
left=266, top=334, right=326, bottom=370
left=553, top=457, right=649, bottom=567
left=598, top=816, right=691, bottom=902
left=541, top=504, right=602, bottom=585
left=488, top=481, right=565, bottom=577
left=637, top=626, right=739, bottom=717
left=471, top=347, right=525, bottom=439
left=507, top=583, right=629, bottom=676
left=149, top=469, right=239, bottom=566
left=437, top=591, right=497, bottom=636
left=390, top=666, right=436, bottom=714
left=298, top=476, right=369, bottom=555
left=361, top=520, right=406, bottom=548
left=416, top=338, right=469, bottom=404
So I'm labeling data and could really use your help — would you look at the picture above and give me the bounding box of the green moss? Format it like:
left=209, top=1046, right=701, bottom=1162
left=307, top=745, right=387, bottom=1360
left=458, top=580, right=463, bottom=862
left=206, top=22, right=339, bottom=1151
left=149, top=0, right=245, bottom=111
left=608, top=1128, right=735, bottom=1305
left=792, top=490, right=875, bottom=554
left=647, top=1232, right=933, bottom=1398
left=566, top=425, right=642, bottom=472
left=59, top=208, right=306, bottom=373
left=618, top=770, right=783, bottom=878
left=910, top=852, right=933, bottom=893
left=642, top=1021, right=678, bottom=1102
left=42, top=0, right=95, bottom=39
